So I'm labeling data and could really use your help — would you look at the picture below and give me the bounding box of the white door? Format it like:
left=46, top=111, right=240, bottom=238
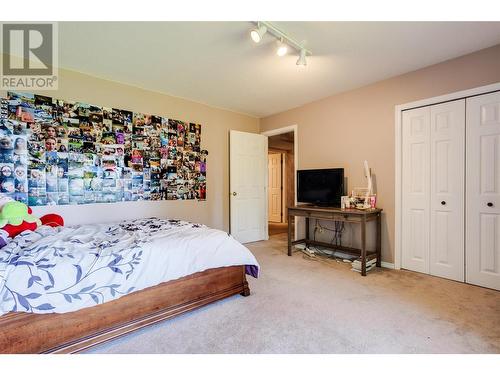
left=466, top=91, right=500, bottom=290
left=268, top=153, right=282, bottom=223
left=429, top=100, right=465, bottom=282
left=230, top=130, right=268, bottom=243
left=402, top=106, right=431, bottom=274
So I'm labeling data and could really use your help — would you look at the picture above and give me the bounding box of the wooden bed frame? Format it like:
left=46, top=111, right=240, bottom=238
left=0, top=265, right=250, bottom=354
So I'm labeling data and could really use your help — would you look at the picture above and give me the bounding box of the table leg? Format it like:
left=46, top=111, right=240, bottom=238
left=305, top=217, right=310, bottom=242
left=376, top=213, right=382, bottom=267
left=287, top=214, right=292, bottom=256
left=361, top=216, right=367, bottom=276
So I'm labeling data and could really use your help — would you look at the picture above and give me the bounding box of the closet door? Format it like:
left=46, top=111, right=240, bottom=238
left=466, top=91, right=500, bottom=290
left=429, top=100, right=465, bottom=282
left=402, top=106, right=431, bottom=274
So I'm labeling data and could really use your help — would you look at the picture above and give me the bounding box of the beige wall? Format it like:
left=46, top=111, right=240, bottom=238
left=260, top=44, right=500, bottom=263
left=1, top=66, right=259, bottom=230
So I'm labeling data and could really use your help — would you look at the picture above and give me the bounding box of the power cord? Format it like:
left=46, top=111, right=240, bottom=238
left=301, top=248, right=353, bottom=267
left=313, top=220, right=345, bottom=246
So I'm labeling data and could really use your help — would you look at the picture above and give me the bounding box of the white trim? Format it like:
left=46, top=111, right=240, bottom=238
left=261, top=124, right=298, bottom=138
left=381, top=261, right=395, bottom=269
left=262, top=124, right=298, bottom=239
left=396, top=82, right=500, bottom=112
left=394, top=82, right=500, bottom=270
left=394, top=104, right=402, bottom=270
left=281, top=152, right=286, bottom=223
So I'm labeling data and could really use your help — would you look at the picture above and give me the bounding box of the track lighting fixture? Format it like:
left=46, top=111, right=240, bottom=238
left=296, top=48, right=307, bottom=66
left=276, top=38, right=288, bottom=57
left=249, top=21, right=311, bottom=67
left=250, top=23, right=267, bottom=43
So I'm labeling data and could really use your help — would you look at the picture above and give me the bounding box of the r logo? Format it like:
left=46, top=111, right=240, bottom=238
left=2, top=24, right=53, bottom=75
left=1, top=22, right=58, bottom=90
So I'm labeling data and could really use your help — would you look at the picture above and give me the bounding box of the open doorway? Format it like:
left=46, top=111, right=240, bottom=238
left=267, top=131, right=295, bottom=237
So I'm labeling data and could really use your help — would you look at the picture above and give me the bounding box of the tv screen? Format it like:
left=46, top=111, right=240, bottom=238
left=297, top=168, right=344, bottom=207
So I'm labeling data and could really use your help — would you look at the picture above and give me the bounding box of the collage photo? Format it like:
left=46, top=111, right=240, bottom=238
left=0, top=92, right=208, bottom=206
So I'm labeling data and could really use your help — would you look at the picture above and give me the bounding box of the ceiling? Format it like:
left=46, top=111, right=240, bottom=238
left=58, top=22, right=500, bottom=117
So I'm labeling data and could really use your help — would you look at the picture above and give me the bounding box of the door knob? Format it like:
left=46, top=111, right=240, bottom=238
left=232, top=192, right=237, bottom=196
left=487, top=202, right=494, bottom=207
left=441, top=201, right=446, bottom=205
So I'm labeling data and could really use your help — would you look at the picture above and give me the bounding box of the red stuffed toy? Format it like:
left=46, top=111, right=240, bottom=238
left=2, top=221, right=39, bottom=238
left=0, top=201, right=64, bottom=238
left=40, top=213, right=64, bottom=228
left=27, top=206, right=64, bottom=228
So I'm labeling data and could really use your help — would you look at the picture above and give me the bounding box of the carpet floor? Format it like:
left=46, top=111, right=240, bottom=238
left=86, top=233, right=500, bottom=354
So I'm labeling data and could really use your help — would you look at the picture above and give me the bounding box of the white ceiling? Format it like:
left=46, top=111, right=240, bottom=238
left=58, top=22, right=500, bottom=117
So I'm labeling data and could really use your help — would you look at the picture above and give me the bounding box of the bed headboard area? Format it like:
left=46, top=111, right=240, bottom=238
left=0, top=91, right=208, bottom=212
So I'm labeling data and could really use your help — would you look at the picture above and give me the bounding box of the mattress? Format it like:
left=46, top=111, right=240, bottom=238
left=0, top=218, right=259, bottom=316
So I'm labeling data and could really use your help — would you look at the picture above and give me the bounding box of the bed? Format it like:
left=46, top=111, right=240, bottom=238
left=0, top=218, right=259, bottom=353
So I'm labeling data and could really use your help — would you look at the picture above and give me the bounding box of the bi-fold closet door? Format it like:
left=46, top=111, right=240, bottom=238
left=402, top=99, right=465, bottom=282
left=466, top=91, right=500, bottom=290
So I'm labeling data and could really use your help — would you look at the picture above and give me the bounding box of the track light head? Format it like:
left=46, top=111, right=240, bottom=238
left=250, top=22, right=312, bottom=67
left=250, top=24, right=267, bottom=43
left=296, top=49, right=307, bottom=66
left=276, top=39, right=288, bottom=57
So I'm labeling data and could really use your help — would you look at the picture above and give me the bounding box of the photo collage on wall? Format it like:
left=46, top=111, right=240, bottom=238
left=0, top=92, right=207, bottom=206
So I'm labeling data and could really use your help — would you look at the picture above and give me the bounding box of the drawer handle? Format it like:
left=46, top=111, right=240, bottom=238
left=441, top=201, right=446, bottom=206
left=487, top=202, right=494, bottom=207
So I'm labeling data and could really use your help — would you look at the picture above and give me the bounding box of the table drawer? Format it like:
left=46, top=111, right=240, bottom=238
left=288, top=209, right=363, bottom=222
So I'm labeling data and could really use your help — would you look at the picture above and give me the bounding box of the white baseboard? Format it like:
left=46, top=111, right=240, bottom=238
left=381, top=261, right=395, bottom=269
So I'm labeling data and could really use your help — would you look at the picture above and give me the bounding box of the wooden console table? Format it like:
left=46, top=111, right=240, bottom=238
left=287, top=205, right=382, bottom=276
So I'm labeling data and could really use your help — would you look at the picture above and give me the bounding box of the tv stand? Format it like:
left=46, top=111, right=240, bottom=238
left=287, top=205, right=382, bottom=276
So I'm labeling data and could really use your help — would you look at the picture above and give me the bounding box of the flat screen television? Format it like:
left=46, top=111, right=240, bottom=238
left=297, top=168, right=344, bottom=207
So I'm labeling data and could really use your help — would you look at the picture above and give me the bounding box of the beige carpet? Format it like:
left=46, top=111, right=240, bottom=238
left=86, top=233, right=500, bottom=354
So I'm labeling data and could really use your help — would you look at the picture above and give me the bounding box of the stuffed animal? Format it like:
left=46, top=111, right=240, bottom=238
left=40, top=213, right=64, bottom=228
left=0, top=201, right=41, bottom=238
left=0, top=200, right=64, bottom=238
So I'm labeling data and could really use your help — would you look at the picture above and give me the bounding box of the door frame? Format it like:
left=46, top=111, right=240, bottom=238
left=394, top=82, right=500, bottom=270
left=261, top=124, right=298, bottom=239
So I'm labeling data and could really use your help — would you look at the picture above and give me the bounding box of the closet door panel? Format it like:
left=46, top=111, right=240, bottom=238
left=466, top=91, right=500, bottom=291
left=402, top=107, right=430, bottom=274
left=429, top=100, right=465, bottom=282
